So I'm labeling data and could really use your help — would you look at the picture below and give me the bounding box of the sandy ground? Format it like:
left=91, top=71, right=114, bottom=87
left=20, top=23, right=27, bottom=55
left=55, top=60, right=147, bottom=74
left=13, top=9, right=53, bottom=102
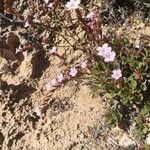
left=0, top=28, right=108, bottom=150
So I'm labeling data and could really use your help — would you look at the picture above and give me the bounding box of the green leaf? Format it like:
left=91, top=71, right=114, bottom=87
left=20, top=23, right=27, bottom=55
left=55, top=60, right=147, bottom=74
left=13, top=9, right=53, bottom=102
left=128, top=76, right=137, bottom=90
left=121, top=36, right=129, bottom=45
left=138, top=62, right=144, bottom=69
left=141, top=104, right=150, bottom=115
left=105, top=109, right=122, bottom=127
left=143, top=124, right=150, bottom=134
left=105, top=93, right=112, bottom=99
left=90, top=83, right=101, bottom=93
left=141, top=83, right=147, bottom=91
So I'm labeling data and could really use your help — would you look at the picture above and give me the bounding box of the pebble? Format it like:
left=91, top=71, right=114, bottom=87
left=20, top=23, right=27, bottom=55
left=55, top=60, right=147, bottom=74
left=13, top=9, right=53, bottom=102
left=0, top=89, right=4, bottom=95
left=119, top=134, right=136, bottom=149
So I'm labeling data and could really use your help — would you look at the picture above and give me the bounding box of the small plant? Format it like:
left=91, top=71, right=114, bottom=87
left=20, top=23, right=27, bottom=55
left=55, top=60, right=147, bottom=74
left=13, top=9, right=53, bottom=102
left=19, top=1, right=150, bottom=145
left=90, top=33, right=150, bottom=144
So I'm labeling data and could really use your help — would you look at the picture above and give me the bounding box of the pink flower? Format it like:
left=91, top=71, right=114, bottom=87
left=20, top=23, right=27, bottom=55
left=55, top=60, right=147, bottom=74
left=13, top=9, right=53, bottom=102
left=86, top=12, right=95, bottom=19
left=46, top=78, right=58, bottom=91
left=50, top=46, right=57, bottom=54
left=81, top=60, right=87, bottom=68
left=57, top=73, right=64, bottom=83
left=33, top=107, right=42, bottom=117
left=97, top=43, right=116, bottom=62
left=97, top=43, right=112, bottom=57
left=111, top=69, right=122, bottom=80
left=104, top=51, right=116, bottom=62
left=65, top=0, right=81, bottom=10
left=24, top=21, right=30, bottom=27
left=48, top=3, right=53, bottom=8
left=46, top=73, right=65, bottom=91
left=51, top=78, right=58, bottom=85
left=69, top=68, right=78, bottom=77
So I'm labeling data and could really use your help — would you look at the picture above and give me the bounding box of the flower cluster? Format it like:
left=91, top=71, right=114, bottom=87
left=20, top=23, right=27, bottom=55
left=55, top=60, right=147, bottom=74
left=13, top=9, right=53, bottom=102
left=96, top=43, right=122, bottom=80
left=46, top=70, right=77, bottom=92
left=97, top=43, right=116, bottom=62
left=46, top=73, right=64, bottom=91
left=46, top=59, right=88, bottom=92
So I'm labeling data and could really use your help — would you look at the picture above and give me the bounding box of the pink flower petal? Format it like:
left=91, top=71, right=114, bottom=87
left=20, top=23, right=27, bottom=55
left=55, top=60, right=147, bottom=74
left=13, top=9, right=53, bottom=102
left=57, top=73, right=64, bottom=83
left=69, top=68, right=78, bottom=77
left=24, top=21, right=30, bottom=27
left=33, top=107, right=42, bottom=117
left=97, top=43, right=112, bottom=58
left=81, top=60, right=87, bottom=68
left=104, top=51, right=116, bottom=62
left=48, top=3, right=53, bottom=8
left=46, top=78, right=58, bottom=91
left=65, top=0, right=81, bottom=10
left=111, top=69, right=122, bottom=80
left=102, top=43, right=109, bottom=49
left=50, top=46, right=57, bottom=54
left=51, top=78, right=58, bottom=86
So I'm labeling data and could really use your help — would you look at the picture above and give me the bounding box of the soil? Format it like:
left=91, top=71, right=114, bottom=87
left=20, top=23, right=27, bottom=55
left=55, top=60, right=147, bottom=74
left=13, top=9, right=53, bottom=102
left=0, top=47, right=121, bottom=150
left=0, top=0, right=150, bottom=150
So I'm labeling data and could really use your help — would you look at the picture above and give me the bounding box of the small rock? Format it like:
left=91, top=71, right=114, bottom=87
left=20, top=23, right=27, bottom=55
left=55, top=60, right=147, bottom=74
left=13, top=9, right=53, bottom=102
left=119, top=134, right=136, bottom=149
left=78, top=133, right=85, bottom=139
left=18, top=51, right=33, bottom=78
left=0, top=89, right=4, bottom=95
left=135, top=22, right=144, bottom=29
